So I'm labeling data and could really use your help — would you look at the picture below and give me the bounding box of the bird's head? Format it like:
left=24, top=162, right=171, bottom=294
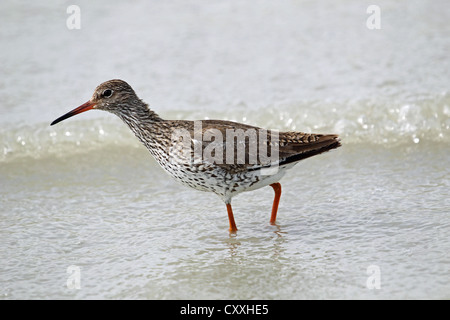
left=51, top=79, right=141, bottom=125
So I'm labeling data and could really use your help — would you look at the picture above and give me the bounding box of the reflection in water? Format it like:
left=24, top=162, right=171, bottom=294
left=223, top=223, right=287, bottom=264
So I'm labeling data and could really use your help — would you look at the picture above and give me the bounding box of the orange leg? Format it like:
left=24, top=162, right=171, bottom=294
left=226, top=203, right=238, bottom=232
left=270, top=183, right=282, bottom=224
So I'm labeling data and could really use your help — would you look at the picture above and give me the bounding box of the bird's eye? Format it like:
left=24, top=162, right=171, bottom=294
left=103, top=89, right=113, bottom=98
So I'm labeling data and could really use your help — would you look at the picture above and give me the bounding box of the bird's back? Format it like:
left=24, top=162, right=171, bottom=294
left=160, top=119, right=340, bottom=171
left=142, top=119, right=340, bottom=199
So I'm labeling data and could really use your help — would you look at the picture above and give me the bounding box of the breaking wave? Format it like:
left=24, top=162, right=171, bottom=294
left=1, top=92, right=449, bottom=163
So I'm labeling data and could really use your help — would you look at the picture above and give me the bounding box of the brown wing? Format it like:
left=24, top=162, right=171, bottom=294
left=166, top=120, right=341, bottom=173
left=201, top=120, right=341, bottom=172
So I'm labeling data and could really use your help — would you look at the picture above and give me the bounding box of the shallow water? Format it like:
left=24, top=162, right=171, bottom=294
left=1, top=0, right=449, bottom=299
left=1, top=143, right=449, bottom=299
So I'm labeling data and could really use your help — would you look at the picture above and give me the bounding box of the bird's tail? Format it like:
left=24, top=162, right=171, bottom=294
left=278, top=134, right=341, bottom=166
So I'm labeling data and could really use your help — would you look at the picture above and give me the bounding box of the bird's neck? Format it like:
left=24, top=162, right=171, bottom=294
left=117, top=100, right=166, bottom=146
left=117, top=99, right=161, bottom=124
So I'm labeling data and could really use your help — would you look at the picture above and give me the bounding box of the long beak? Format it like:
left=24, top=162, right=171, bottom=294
left=50, top=101, right=96, bottom=126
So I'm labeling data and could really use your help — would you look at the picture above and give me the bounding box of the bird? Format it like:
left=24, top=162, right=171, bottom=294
left=51, top=79, right=341, bottom=232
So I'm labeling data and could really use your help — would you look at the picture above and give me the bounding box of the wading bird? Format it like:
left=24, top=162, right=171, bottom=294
left=51, top=80, right=341, bottom=232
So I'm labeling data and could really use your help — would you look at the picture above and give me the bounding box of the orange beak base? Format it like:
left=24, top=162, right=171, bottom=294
left=50, top=101, right=96, bottom=126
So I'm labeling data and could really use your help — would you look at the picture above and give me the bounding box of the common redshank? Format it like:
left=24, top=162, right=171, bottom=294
left=51, top=79, right=341, bottom=232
